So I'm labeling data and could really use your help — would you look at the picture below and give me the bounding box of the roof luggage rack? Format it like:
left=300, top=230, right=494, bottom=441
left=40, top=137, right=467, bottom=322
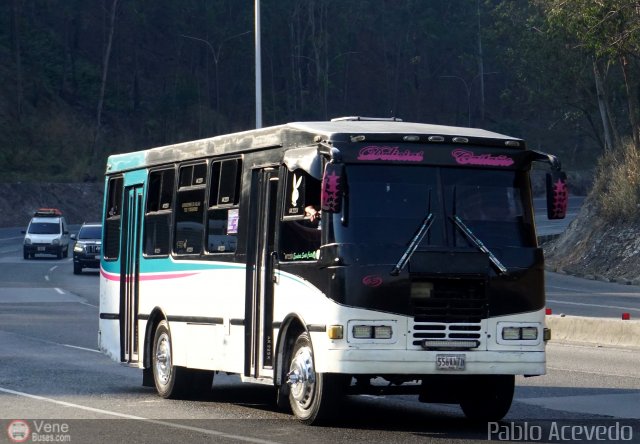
left=330, top=116, right=403, bottom=122
left=34, top=208, right=63, bottom=217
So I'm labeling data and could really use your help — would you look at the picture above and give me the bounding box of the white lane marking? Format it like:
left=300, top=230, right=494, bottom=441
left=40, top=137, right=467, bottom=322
left=2, top=330, right=100, bottom=354
left=78, top=300, right=98, bottom=308
left=55, top=288, right=65, bottom=295
left=44, top=275, right=49, bottom=281
left=546, top=298, right=640, bottom=312
left=61, top=344, right=101, bottom=353
left=547, top=284, right=639, bottom=295
left=49, top=266, right=58, bottom=272
left=0, top=387, right=284, bottom=444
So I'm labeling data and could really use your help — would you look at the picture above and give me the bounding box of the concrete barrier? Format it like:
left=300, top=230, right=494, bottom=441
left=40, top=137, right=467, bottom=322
left=546, top=315, right=640, bottom=348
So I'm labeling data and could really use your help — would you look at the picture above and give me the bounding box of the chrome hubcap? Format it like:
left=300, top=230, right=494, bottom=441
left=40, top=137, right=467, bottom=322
left=286, top=345, right=315, bottom=409
left=155, top=332, right=171, bottom=386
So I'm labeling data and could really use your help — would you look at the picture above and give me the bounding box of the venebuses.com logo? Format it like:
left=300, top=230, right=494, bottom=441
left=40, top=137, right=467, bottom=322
left=6, top=420, right=30, bottom=443
left=6, top=420, right=71, bottom=443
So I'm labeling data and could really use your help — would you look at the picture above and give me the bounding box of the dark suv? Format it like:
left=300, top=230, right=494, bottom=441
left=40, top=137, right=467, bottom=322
left=71, top=222, right=102, bottom=274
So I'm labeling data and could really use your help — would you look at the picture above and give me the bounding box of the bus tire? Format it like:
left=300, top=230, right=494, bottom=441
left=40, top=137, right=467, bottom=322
left=459, top=375, right=514, bottom=421
left=152, top=320, right=191, bottom=399
left=287, top=332, right=346, bottom=425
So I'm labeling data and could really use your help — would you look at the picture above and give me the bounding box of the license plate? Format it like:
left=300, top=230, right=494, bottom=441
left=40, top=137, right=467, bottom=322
left=37, top=247, right=45, bottom=252
left=436, top=354, right=466, bottom=370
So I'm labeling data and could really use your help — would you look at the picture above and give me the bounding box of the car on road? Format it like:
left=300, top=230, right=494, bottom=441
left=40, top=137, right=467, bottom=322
left=23, top=208, right=70, bottom=259
left=71, top=222, right=102, bottom=274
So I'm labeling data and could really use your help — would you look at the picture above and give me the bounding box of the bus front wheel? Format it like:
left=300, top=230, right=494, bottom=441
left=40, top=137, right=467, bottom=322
left=286, top=332, right=346, bottom=425
left=152, top=320, right=192, bottom=399
left=459, top=375, right=514, bottom=421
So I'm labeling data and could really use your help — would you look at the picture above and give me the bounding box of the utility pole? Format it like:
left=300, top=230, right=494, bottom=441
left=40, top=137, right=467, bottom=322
left=255, top=0, right=262, bottom=129
left=477, top=0, right=486, bottom=122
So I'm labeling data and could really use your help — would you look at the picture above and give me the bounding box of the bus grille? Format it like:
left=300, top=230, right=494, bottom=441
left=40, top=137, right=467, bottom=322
left=411, top=322, right=482, bottom=347
left=411, top=279, right=488, bottom=324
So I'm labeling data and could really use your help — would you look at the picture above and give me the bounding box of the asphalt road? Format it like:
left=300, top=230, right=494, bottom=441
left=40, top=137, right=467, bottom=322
left=1, top=213, right=640, bottom=443
left=1, top=288, right=638, bottom=443
left=546, top=272, right=640, bottom=319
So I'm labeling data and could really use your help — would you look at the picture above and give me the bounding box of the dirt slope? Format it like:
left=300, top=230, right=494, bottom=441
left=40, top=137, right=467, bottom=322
left=0, top=183, right=103, bottom=228
left=544, top=196, right=640, bottom=284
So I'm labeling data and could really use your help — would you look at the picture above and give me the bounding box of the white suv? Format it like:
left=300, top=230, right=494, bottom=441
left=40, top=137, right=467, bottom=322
left=23, top=208, right=70, bottom=259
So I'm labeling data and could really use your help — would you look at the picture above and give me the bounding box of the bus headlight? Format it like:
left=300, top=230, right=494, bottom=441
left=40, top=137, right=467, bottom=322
left=373, top=325, right=392, bottom=339
left=349, top=321, right=395, bottom=342
left=352, top=325, right=392, bottom=339
left=521, top=327, right=538, bottom=340
left=498, top=323, right=540, bottom=344
left=502, top=327, right=521, bottom=340
left=352, top=325, right=372, bottom=338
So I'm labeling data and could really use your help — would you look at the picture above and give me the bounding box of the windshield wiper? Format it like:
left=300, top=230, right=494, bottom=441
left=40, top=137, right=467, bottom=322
left=450, top=215, right=508, bottom=275
left=390, top=212, right=434, bottom=276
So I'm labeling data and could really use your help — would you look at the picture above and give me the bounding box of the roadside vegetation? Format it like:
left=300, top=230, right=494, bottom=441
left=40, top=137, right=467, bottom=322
left=1, top=1, right=639, bottom=223
left=592, top=141, right=640, bottom=223
left=1, top=0, right=637, bottom=182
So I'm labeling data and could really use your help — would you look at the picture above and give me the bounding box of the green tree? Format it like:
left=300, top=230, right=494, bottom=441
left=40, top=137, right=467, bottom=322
left=541, top=0, right=640, bottom=149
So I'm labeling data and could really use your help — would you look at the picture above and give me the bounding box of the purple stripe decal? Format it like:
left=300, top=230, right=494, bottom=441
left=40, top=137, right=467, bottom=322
left=100, top=268, right=198, bottom=282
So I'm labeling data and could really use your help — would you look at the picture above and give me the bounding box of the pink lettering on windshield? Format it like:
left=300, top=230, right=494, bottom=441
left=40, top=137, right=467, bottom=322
left=451, top=149, right=514, bottom=167
left=357, top=146, right=424, bottom=162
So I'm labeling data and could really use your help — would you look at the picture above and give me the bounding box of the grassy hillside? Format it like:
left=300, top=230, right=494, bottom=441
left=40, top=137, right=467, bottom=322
left=0, top=183, right=102, bottom=228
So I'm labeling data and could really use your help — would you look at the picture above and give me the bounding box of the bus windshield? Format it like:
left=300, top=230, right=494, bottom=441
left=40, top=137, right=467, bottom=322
left=331, top=164, right=534, bottom=258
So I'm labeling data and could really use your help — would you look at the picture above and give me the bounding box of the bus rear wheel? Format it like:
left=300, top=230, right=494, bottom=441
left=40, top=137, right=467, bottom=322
left=459, top=375, right=514, bottom=421
left=286, top=332, right=346, bottom=425
left=152, top=320, right=192, bottom=399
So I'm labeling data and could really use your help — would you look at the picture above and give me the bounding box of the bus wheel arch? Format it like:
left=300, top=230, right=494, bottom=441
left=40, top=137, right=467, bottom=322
left=274, top=314, right=306, bottom=411
left=143, top=307, right=167, bottom=371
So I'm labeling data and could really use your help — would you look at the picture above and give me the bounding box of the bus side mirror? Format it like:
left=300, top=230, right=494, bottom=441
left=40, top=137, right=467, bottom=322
left=321, top=163, right=343, bottom=213
left=546, top=170, right=568, bottom=220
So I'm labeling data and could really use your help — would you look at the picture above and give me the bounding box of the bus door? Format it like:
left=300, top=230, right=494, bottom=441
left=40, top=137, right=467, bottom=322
left=245, top=168, right=279, bottom=379
left=120, top=185, right=143, bottom=364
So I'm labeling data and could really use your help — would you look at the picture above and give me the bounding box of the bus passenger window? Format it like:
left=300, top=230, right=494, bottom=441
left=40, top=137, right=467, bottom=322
left=174, top=187, right=205, bottom=255
left=104, top=176, right=123, bottom=260
left=206, top=158, right=241, bottom=255
left=144, top=168, right=175, bottom=256
left=206, top=209, right=238, bottom=253
left=280, top=169, right=321, bottom=261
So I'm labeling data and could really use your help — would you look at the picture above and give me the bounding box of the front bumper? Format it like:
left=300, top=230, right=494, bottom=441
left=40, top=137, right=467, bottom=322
left=318, top=348, right=546, bottom=376
left=73, top=253, right=100, bottom=268
left=25, top=244, right=62, bottom=255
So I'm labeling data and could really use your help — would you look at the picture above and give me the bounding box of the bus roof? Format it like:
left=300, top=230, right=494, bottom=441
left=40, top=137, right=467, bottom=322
left=106, top=119, right=525, bottom=174
left=289, top=119, right=520, bottom=140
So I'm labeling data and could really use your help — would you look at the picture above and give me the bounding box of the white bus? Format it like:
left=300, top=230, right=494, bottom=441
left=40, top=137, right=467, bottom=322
left=98, top=118, right=567, bottom=424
